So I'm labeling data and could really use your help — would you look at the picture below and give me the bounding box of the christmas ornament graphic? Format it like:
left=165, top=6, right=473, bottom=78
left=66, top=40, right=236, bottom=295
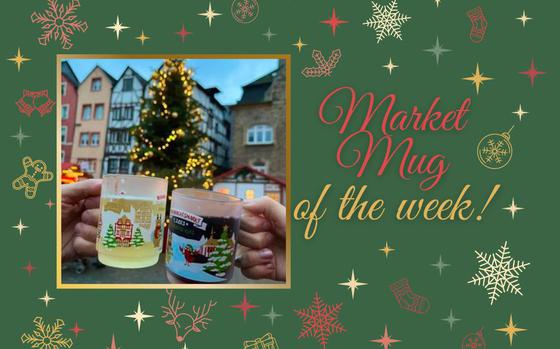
left=21, top=317, right=73, bottom=349
left=12, top=156, right=54, bottom=199
left=466, top=6, right=487, bottom=43
left=468, top=241, right=530, bottom=305
left=363, top=0, right=411, bottom=43
left=477, top=126, right=514, bottom=170
left=161, top=289, right=217, bottom=343
left=389, top=278, right=430, bottom=314
left=462, top=328, right=486, bottom=349
left=302, top=49, right=342, bottom=78
left=231, top=0, right=259, bottom=24
left=16, top=90, right=55, bottom=117
left=243, top=332, right=279, bottom=349
left=294, top=292, right=346, bottom=349
left=30, top=0, right=88, bottom=50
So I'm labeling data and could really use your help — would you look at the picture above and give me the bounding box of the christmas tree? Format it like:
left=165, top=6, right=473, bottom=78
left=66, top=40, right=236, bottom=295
left=204, top=226, right=233, bottom=277
left=132, top=227, right=145, bottom=247
left=102, top=224, right=117, bottom=248
left=130, top=59, right=214, bottom=195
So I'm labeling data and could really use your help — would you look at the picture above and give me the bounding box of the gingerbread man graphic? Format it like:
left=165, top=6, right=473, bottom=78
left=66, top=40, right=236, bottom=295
left=12, top=156, right=53, bottom=199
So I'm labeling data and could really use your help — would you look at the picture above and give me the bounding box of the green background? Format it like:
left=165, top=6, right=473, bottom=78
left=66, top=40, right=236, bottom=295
left=2, top=0, right=558, bottom=348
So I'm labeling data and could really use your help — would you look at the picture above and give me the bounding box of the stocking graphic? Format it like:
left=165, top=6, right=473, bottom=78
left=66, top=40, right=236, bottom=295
left=467, top=6, right=487, bottom=43
left=389, top=278, right=431, bottom=314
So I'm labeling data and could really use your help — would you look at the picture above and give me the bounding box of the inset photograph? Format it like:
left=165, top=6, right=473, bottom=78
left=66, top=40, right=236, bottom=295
left=58, top=56, right=289, bottom=288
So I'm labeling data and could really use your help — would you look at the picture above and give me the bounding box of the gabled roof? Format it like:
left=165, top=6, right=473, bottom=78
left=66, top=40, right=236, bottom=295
left=236, top=68, right=279, bottom=105
left=80, top=65, right=117, bottom=86
left=116, top=66, right=147, bottom=87
left=213, top=165, right=285, bottom=186
left=61, top=61, right=80, bottom=87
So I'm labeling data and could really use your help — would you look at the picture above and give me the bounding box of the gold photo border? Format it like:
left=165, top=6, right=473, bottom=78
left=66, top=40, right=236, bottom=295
left=56, top=54, right=291, bottom=289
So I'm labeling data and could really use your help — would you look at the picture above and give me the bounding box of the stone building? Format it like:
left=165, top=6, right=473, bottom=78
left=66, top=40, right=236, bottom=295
left=103, top=67, right=147, bottom=174
left=71, top=66, right=115, bottom=178
left=229, top=61, right=286, bottom=180
left=61, top=61, right=80, bottom=163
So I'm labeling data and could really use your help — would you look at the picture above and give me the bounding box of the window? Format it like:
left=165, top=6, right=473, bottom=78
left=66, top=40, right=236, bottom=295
left=247, top=125, right=273, bottom=145
left=119, top=159, right=130, bottom=173
left=245, top=189, right=255, bottom=200
left=79, top=159, right=96, bottom=173
left=123, top=106, right=134, bottom=120
left=108, top=159, right=119, bottom=173
left=94, top=104, right=104, bottom=120
left=61, top=82, right=67, bottom=96
left=80, top=133, right=89, bottom=147
left=61, top=105, right=69, bottom=119
left=252, top=160, right=268, bottom=174
left=91, top=133, right=100, bottom=147
left=61, top=126, right=68, bottom=144
left=91, top=78, right=102, bottom=91
left=82, top=105, right=92, bottom=120
left=61, top=150, right=65, bottom=162
left=266, top=192, right=280, bottom=202
left=123, top=78, right=133, bottom=91
left=112, top=107, right=121, bottom=120
left=217, top=188, right=230, bottom=195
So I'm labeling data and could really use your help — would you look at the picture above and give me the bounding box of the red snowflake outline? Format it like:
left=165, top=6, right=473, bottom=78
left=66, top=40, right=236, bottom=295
left=30, top=0, right=88, bottom=50
left=294, top=292, right=346, bottom=349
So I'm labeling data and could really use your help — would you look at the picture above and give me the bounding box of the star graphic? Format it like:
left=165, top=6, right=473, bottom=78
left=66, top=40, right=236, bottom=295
left=175, top=24, right=192, bottom=42
left=292, top=37, right=307, bottom=53
left=11, top=125, right=30, bottom=147
left=69, top=321, right=84, bottom=337
left=39, top=290, right=55, bottom=307
left=442, top=309, right=461, bottom=330
left=462, top=63, right=493, bottom=94
left=125, top=302, right=153, bottom=331
left=383, top=58, right=399, bottom=75
left=262, top=305, right=283, bottom=326
left=7, top=48, right=31, bottom=71
left=434, top=0, right=442, bottom=7
left=519, top=59, right=545, bottom=87
left=423, top=37, right=451, bottom=65
left=496, top=314, right=527, bottom=345
left=321, top=8, right=348, bottom=36
left=13, top=219, right=29, bottom=236
left=430, top=255, right=451, bottom=276
left=379, top=241, right=395, bottom=258
left=503, top=198, right=524, bottom=220
left=199, top=3, right=222, bottom=27
left=230, top=290, right=259, bottom=321
left=262, top=27, right=276, bottom=42
left=370, top=325, right=401, bottom=349
left=108, top=334, right=119, bottom=349
left=517, top=11, right=532, bottom=27
left=45, top=199, right=55, bottom=209
left=106, top=16, right=129, bottom=39
left=22, top=261, right=36, bottom=276
left=512, top=105, right=529, bottom=121
left=135, top=30, right=150, bottom=45
left=338, top=269, right=367, bottom=299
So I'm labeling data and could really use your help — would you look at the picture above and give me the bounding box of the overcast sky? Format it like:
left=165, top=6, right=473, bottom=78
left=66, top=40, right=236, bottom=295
left=65, top=58, right=279, bottom=105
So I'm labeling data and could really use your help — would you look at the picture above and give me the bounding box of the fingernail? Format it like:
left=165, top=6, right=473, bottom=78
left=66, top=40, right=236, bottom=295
left=259, top=249, right=273, bottom=259
left=266, top=263, right=274, bottom=269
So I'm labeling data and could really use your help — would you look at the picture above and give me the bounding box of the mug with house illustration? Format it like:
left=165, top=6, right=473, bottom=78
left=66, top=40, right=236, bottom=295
left=96, top=174, right=168, bottom=269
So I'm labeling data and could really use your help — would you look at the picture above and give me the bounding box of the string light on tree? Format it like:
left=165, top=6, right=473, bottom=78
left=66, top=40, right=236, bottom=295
left=130, top=59, right=215, bottom=203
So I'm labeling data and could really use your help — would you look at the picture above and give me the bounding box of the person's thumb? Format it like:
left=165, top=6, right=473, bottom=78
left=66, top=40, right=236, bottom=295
left=62, top=179, right=102, bottom=203
left=243, top=197, right=286, bottom=237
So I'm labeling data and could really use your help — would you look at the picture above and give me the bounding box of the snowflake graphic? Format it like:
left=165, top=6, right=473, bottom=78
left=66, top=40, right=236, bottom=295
left=231, top=0, right=259, bottom=24
left=30, top=0, right=88, bottom=50
left=294, top=292, right=346, bottom=349
left=481, top=139, right=508, bottom=164
left=468, top=241, right=530, bottom=305
left=363, top=0, right=411, bottom=43
left=21, top=317, right=73, bottom=349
